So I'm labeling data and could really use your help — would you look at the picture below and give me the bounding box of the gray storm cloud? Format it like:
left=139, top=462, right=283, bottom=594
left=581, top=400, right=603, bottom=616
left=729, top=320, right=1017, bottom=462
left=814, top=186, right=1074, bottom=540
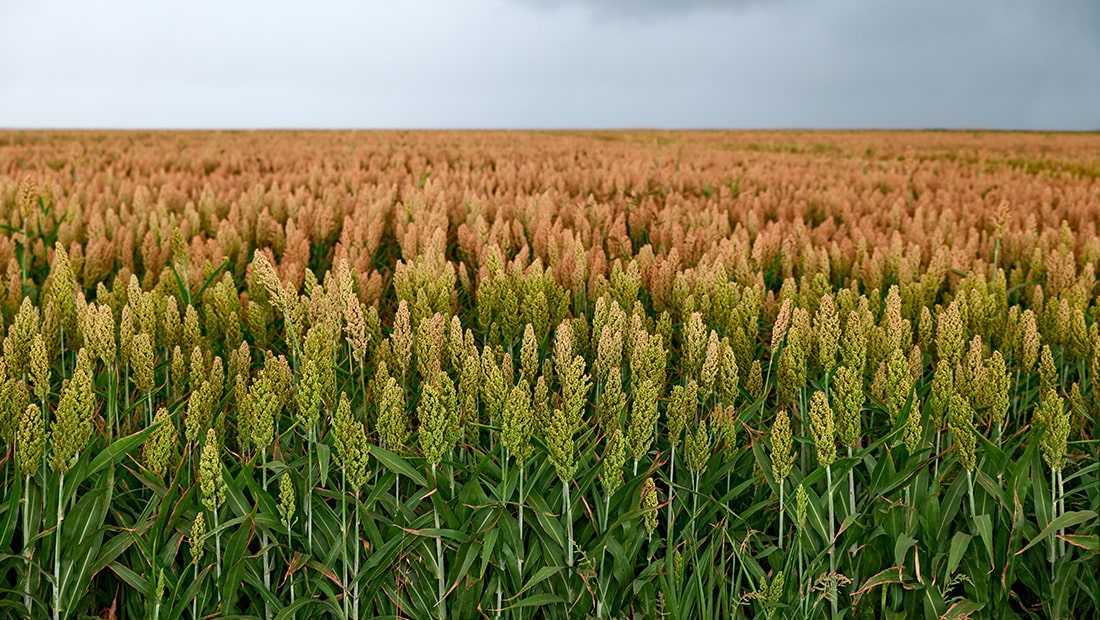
left=0, top=0, right=1096, bottom=129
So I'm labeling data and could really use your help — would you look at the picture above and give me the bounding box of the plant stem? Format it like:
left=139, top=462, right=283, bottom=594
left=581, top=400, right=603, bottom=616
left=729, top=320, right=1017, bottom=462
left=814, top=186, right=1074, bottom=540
left=262, top=452, right=270, bottom=619
left=341, top=472, right=348, bottom=619
left=307, top=425, right=314, bottom=557
left=966, top=470, right=976, bottom=520
left=214, top=506, right=222, bottom=584
left=1057, top=468, right=1066, bottom=558
left=1049, top=468, right=1056, bottom=568
left=23, top=475, right=31, bottom=616
left=193, top=563, right=198, bottom=620
left=288, top=527, right=295, bottom=605
left=432, top=464, right=446, bottom=620
left=353, top=491, right=360, bottom=620
left=848, top=446, right=856, bottom=517
left=55, top=471, right=64, bottom=620
left=667, top=444, right=675, bottom=546
left=826, top=464, right=836, bottom=618
left=933, top=429, right=941, bottom=481
left=778, top=478, right=785, bottom=550
left=518, top=463, right=525, bottom=573
left=564, top=479, right=574, bottom=568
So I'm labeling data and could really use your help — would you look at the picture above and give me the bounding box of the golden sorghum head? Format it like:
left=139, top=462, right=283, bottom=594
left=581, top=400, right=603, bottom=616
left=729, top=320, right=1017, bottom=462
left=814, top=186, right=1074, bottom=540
left=183, top=305, right=202, bottom=360
left=713, top=404, right=738, bottom=459
left=377, top=376, right=408, bottom=452
left=776, top=333, right=806, bottom=406
left=279, top=470, right=296, bottom=528
left=332, top=392, right=370, bottom=491
left=1038, top=345, right=1056, bottom=397
left=814, top=293, right=840, bottom=373
left=685, top=419, right=711, bottom=475
left=770, top=298, right=793, bottom=353
left=143, top=407, right=178, bottom=478
left=770, top=409, right=794, bottom=483
left=928, top=359, right=953, bottom=429
left=596, top=365, right=627, bottom=432
left=884, top=347, right=913, bottom=420
left=163, top=295, right=181, bottom=351
left=746, top=359, right=763, bottom=400
left=16, top=403, right=44, bottom=477
left=717, top=341, right=739, bottom=406
left=51, top=349, right=95, bottom=473
left=295, top=358, right=322, bottom=433
left=640, top=477, right=659, bottom=536
left=1039, top=390, right=1069, bottom=471
left=947, top=393, right=976, bottom=472
left=417, top=374, right=455, bottom=466
left=684, top=312, right=707, bottom=378
left=559, top=354, right=590, bottom=430
left=4, top=298, right=39, bottom=377
left=131, top=333, right=155, bottom=394
left=190, top=513, right=206, bottom=566
left=546, top=407, right=577, bottom=482
left=918, top=306, right=934, bottom=349
left=626, top=378, right=660, bottom=463
left=520, top=324, right=539, bottom=385
left=600, top=425, right=627, bottom=499
left=903, top=398, right=923, bottom=454
left=936, top=300, right=965, bottom=365
left=501, top=380, right=534, bottom=464
left=184, top=380, right=213, bottom=445
left=666, top=380, right=697, bottom=447
left=809, top=390, right=836, bottom=467
left=480, top=346, right=506, bottom=426
left=1019, top=309, right=1039, bottom=371
left=390, top=300, right=412, bottom=380
left=199, top=429, right=226, bottom=512
left=700, top=330, right=722, bottom=396
left=794, top=483, right=808, bottom=530
left=833, top=365, right=864, bottom=448
left=414, top=312, right=445, bottom=381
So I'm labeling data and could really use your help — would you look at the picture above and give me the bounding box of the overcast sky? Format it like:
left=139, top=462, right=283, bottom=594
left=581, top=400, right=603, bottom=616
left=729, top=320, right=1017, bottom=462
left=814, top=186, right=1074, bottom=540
left=1, top=1, right=1097, bottom=129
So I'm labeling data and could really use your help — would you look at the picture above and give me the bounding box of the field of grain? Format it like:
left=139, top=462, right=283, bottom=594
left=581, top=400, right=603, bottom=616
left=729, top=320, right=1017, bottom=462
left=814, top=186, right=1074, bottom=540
left=0, top=130, right=1097, bottom=618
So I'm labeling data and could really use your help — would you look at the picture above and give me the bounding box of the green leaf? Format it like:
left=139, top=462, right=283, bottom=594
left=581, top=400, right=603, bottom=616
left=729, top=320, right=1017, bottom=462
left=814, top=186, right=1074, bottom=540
left=1016, top=510, right=1097, bottom=556
left=894, top=533, right=916, bottom=566
left=946, top=532, right=971, bottom=577
left=942, top=599, right=984, bottom=619
left=974, top=513, right=994, bottom=568
left=369, top=445, right=427, bottom=487
left=1061, top=534, right=1099, bottom=554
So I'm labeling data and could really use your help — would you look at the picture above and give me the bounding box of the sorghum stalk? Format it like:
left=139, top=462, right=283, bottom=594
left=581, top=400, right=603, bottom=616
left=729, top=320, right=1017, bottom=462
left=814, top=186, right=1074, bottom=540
left=1057, top=469, right=1066, bottom=558
left=54, top=470, right=63, bottom=620
left=307, top=424, right=314, bottom=555
left=262, top=451, right=270, bottom=618
left=809, top=390, right=837, bottom=616
left=518, top=464, right=525, bottom=572
left=23, top=475, right=30, bottom=614
left=432, top=463, right=446, bottom=620
left=563, top=479, right=573, bottom=568
left=353, top=490, right=361, bottom=619
left=341, top=471, right=348, bottom=619
left=826, top=464, right=836, bottom=613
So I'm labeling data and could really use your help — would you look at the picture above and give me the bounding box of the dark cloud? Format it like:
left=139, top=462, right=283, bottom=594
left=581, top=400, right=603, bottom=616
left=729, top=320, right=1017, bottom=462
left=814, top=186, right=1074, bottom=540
left=0, top=0, right=1096, bottom=129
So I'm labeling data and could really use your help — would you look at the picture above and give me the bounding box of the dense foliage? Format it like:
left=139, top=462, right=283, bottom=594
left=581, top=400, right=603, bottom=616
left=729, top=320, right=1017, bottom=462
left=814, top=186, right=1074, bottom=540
left=0, top=130, right=1097, bottom=618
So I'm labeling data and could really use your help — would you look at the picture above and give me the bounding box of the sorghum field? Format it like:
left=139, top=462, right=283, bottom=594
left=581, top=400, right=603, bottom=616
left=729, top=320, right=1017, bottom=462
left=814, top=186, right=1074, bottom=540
left=0, top=130, right=1097, bottom=619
